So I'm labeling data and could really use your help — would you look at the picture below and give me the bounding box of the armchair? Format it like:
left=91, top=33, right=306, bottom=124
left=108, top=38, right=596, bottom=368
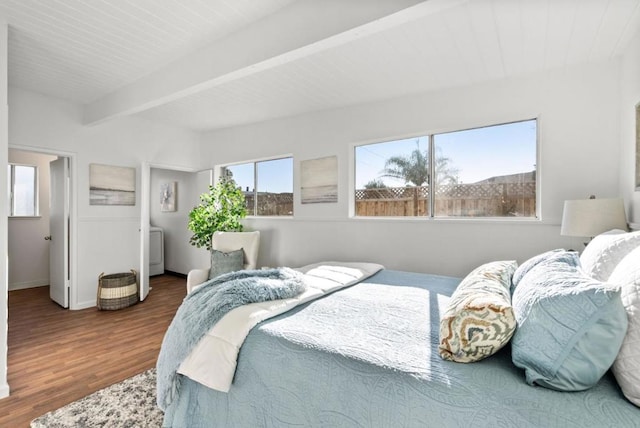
left=186, top=231, right=260, bottom=294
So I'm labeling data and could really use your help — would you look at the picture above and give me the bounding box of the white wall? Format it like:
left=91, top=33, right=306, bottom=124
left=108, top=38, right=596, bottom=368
left=150, top=168, right=209, bottom=275
left=201, top=60, right=622, bottom=277
left=7, top=150, right=57, bottom=290
left=0, top=16, right=10, bottom=399
left=620, top=28, right=640, bottom=224
left=8, top=87, right=203, bottom=309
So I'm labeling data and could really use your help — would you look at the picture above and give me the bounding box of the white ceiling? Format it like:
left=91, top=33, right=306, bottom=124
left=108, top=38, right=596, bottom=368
left=0, top=0, right=295, bottom=103
left=1, top=0, right=639, bottom=132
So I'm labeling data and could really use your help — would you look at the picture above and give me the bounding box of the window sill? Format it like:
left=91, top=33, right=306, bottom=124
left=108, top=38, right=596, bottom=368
left=350, top=215, right=541, bottom=225
left=244, top=215, right=547, bottom=226
left=244, top=215, right=293, bottom=220
left=9, top=216, right=42, bottom=220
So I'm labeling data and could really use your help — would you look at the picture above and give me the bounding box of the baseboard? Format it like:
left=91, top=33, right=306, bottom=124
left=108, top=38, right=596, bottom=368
left=0, top=382, right=9, bottom=399
left=73, top=300, right=97, bottom=310
left=164, top=270, right=187, bottom=279
left=9, top=279, right=48, bottom=291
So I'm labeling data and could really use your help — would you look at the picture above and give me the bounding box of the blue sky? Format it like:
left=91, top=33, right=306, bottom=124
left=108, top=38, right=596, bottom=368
left=226, top=157, right=293, bottom=193
left=355, top=119, right=537, bottom=188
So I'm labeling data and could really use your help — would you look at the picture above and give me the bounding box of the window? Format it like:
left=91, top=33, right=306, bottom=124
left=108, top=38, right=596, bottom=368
left=354, top=119, right=537, bottom=218
left=222, top=157, right=293, bottom=216
left=355, top=136, right=431, bottom=216
left=8, top=164, right=38, bottom=216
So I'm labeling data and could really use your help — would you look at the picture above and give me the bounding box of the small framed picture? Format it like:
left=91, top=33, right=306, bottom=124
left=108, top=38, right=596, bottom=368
left=160, top=182, right=177, bottom=212
left=301, top=155, right=338, bottom=204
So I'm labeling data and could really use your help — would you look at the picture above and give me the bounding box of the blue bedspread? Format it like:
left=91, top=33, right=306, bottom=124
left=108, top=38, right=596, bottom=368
left=162, top=270, right=640, bottom=427
left=156, top=267, right=306, bottom=410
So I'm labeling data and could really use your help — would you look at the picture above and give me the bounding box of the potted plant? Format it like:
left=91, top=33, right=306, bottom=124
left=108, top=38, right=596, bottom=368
left=187, top=176, right=248, bottom=250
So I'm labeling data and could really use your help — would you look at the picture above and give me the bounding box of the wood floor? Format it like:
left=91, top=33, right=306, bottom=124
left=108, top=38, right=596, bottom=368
left=0, top=274, right=186, bottom=427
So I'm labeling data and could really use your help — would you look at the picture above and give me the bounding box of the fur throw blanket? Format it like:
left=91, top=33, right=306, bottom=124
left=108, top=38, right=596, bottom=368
left=156, top=267, right=307, bottom=410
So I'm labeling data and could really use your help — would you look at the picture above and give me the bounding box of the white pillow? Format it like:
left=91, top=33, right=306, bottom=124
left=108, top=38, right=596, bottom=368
left=610, top=246, right=640, bottom=407
left=580, top=230, right=640, bottom=281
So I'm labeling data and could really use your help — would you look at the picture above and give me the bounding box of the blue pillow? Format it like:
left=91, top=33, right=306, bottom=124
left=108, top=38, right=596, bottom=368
left=511, top=253, right=628, bottom=391
left=511, top=249, right=578, bottom=294
left=209, top=249, right=244, bottom=280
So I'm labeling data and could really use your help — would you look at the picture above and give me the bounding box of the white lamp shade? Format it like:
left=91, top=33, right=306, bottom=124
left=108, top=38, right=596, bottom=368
left=560, top=198, right=627, bottom=237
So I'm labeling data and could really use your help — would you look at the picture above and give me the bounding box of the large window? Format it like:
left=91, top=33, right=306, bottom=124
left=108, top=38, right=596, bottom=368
left=222, top=157, right=293, bottom=216
left=7, top=164, right=38, bottom=216
left=354, top=119, right=537, bottom=218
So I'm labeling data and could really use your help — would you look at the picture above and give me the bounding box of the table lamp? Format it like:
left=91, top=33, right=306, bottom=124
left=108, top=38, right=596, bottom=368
left=560, top=196, right=627, bottom=240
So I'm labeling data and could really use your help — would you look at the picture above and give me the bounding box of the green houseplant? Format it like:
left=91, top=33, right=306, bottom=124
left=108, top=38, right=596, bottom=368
left=187, top=176, right=248, bottom=250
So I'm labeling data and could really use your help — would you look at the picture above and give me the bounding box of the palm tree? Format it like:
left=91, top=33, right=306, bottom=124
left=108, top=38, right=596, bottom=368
left=434, top=153, right=460, bottom=187
left=381, top=142, right=429, bottom=186
left=381, top=142, right=459, bottom=187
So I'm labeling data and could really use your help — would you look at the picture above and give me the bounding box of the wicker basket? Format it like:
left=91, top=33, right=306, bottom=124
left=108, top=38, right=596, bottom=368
left=97, top=270, right=139, bottom=310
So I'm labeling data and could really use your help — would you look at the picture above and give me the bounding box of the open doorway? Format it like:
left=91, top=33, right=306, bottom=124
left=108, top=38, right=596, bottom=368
left=140, top=163, right=211, bottom=299
left=7, top=147, right=74, bottom=308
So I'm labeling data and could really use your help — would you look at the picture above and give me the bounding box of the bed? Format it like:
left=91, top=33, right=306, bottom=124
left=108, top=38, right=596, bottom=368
left=159, top=263, right=640, bottom=427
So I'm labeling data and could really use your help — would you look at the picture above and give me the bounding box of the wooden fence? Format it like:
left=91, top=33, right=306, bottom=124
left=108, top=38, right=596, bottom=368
left=355, top=182, right=536, bottom=217
left=244, top=192, right=293, bottom=216
left=239, top=182, right=536, bottom=217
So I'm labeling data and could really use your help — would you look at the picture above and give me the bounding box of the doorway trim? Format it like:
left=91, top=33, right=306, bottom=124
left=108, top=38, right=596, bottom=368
left=8, top=145, right=78, bottom=309
left=140, top=161, right=205, bottom=301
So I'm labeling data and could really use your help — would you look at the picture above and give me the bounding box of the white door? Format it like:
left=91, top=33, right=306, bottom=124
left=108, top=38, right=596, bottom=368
left=49, top=157, right=69, bottom=308
left=139, top=162, right=150, bottom=301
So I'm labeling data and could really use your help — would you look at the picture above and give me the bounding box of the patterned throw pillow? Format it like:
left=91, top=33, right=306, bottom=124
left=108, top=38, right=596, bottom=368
left=439, top=260, right=517, bottom=363
left=208, top=249, right=244, bottom=280
left=609, top=246, right=640, bottom=407
left=511, top=252, right=627, bottom=391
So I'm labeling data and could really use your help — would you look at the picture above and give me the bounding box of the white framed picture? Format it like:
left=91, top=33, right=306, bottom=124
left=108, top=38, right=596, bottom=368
left=89, top=163, right=135, bottom=206
left=160, top=182, right=177, bottom=212
left=301, top=155, right=338, bottom=204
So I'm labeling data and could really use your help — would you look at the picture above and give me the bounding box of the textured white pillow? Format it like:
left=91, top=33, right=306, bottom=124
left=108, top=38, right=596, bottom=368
left=610, top=246, right=640, bottom=407
left=580, top=230, right=640, bottom=281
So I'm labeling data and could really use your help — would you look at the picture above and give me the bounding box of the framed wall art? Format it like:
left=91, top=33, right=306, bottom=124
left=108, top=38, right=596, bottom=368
left=89, top=163, right=135, bottom=206
left=301, top=155, right=338, bottom=204
left=160, top=181, right=177, bottom=212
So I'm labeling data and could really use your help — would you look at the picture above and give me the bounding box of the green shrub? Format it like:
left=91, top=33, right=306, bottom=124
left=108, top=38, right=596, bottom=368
left=187, top=176, right=247, bottom=250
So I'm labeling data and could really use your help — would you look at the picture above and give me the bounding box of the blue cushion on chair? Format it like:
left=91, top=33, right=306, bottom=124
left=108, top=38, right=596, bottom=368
left=209, top=249, right=244, bottom=280
left=511, top=252, right=628, bottom=391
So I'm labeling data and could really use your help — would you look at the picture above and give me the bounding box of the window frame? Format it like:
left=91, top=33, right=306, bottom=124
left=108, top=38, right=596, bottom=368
left=351, top=118, right=540, bottom=221
left=8, top=162, right=40, bottom=218
left=219, top=154, right=294, bottom=218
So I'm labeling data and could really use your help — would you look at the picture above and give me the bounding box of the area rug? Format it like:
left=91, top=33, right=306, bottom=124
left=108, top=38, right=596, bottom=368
left=31, top=368, right=163, bottom=428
